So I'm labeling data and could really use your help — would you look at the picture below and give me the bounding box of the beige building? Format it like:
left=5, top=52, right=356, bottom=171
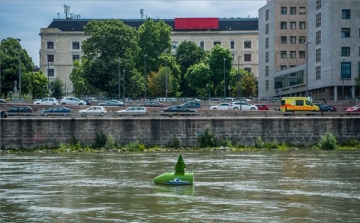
left=39, top=18, right=259, bottom=95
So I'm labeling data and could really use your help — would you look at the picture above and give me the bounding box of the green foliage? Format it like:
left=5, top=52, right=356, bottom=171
left=185, top=62, right=212, bottom=97
left=70, top=60, right=93, bottom=97
left=104, top=134, right=116, bottom=150
left=50, top=78, right=64, bottom=98
left=92, top=132, right=107, bottom=148
left=198, top=126, right=218, bottom=148
left=147, top=67, right=175, bottom=97
left=24, top=71, right=48, bottom=99
left=126, top=140, right=145, bottom=152
left=318, top=130, right=338, bottom=150
left=264, top=139, right=279, bottom=150
left=219, top=136, right=232, bottom=148
left=340, top=138, right=360, bottom=147
left=255, top=135, right=265, bottom=148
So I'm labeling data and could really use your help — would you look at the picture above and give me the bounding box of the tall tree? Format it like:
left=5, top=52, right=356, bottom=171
left=22, top=71, right=48, bottom=99
left=176, top=41, right=206, bottom=96
left=147, top=66, right=175, bottom=97
left=184, top=62, right=212, bottom=97
left=51, top=78, right=64, bottom=98
left=0, top=37, right=34, bottom=98
left=82, top=19, right=140, bottom=97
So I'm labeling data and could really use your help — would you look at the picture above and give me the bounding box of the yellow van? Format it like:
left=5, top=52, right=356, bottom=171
left=280, top=97, right=319, bottom=112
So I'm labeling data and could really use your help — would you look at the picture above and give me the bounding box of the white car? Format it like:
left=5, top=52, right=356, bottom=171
left=78, top=106, right=107, bottom=117
left=228, top=101, right=258, bottom=110
left=60, top=97, right=86, bottom=105
left=116, top=106, right=148, bottom=116
left=33, top=97, right=58, bottom=105
left=210, top=103, right=230, bottom=110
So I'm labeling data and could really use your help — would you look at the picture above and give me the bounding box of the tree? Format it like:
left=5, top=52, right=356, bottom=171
left=0, top=37, right=34, bottom=98
left=82, top=19, right=140, bottom=97
left=147, top=66, right=175, bottom=97
left=22, top=71, right=48, bottom=99
left=51, top=78, right=64, bottom=98
left=176, top=41, right=206, bottom=96
left=70, top=59, right=97, bottom=98
left=239, top=70, right=258, bottom=98
left=185, top=62, right=212, bottom=97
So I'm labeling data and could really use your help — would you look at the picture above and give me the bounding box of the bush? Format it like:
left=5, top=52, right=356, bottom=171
left=104, top=134, right=116, bottom=150
left=126, top=141, right=145, bottom=152
left=92, top=132, right=107, bottom=148
left=198, top=126, right=217, bottom=148
left=318, top=130, right=338, bottom=150
left=255, top=135, right=264, bottom=148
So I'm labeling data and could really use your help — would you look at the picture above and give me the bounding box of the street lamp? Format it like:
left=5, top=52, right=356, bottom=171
left=237, top=56, right=241, bottom=98
left=304, top=41, right=311, bottom=97
left=123, top=69, right=125, bottom=101
left=47, top=57, right=50, bottom=96
left=223, top=58, right=226, bottom=99
left=17, top=38, right=21, bottom=100
left=118, top=59, right=121, bottom=100
left=144, top=54, right=147, bottom=100
left=165, top=56, right=168, bottom=99
left=228, top=85, right=231, bottom=98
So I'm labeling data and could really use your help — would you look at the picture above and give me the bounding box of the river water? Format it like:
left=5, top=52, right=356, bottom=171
left=1, top=151, right=360, bottom=223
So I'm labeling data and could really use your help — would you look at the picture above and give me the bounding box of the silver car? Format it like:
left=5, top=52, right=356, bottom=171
left=116, top=106, right=148, bottom=116
left=78, top=106, right=107, bottom=117
left=228, top=101, right=258, bottom=110
left=60, top=97, right=86, bottom=105
left=33, top=97, right=59, bottom=105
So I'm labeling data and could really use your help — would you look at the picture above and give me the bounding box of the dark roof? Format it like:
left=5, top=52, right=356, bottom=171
left=47, top=18, right=258, bottom=32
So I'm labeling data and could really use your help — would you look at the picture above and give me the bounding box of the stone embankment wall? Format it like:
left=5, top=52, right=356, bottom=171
left=1, top=117, right=359, bottom=149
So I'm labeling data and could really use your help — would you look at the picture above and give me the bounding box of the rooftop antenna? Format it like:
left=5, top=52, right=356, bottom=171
left=64, top=4, right=70, bottom=19
left=140, top=9, right=144, bottom=19
left=57, top=12, right=60, bottom=19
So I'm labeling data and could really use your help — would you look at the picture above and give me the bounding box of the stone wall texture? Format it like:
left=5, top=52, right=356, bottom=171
left=1, top=117, right=360, bottom=149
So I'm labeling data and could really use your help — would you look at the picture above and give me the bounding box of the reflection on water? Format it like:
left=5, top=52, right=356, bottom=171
left=1, top=151, right=360, bottom=222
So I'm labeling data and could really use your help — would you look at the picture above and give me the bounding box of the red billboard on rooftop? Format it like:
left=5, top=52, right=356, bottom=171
left=175, top=18, right=219, bottom=30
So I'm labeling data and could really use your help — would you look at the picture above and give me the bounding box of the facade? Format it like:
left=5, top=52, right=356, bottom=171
left=258, top=0, right=360, bottom=100
left=39, top=17, right=259, bottom=95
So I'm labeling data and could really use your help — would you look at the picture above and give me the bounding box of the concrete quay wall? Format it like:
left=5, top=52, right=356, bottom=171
left=1, top=117, right=360, bottom=149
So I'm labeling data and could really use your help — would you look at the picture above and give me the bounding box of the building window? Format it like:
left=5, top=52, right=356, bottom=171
left=172, top=41, right=178, bottom=49
left=280, top=65, right=287, bottom=70
left=290, top=51, right=296, bottom=59
left=265, top=9, right=269, bottom=21
left=342, top=9, right=351, bottom=19
left=316, top=31, right=321, bottom=45
left=290, top=7, right=296, bottom=15
left=316, top=66, right=321, bottom=80
left=48, top=69, right=54, bottom=77
left=299, top=36, right=306, bottom=44
left=290, top=22, right=296, bottom=29
left=213, top=41, right=221, bottom=46
left=342, top=28, right=350, bottom=38
left=281, top=22, right=287, bottom=29
left=316, top=48, right=321, bottom=62
left=265, top=66, right=269, bottom=77
left=341, top=47, right=350, bottom=56
left=290, top=36, right=296, bottom=44
left=230, top=40, right=235, bottom=49
left=47, top=54, right=54, bottom=63
left=299, top=51, right=305, bottom=58
left=244, top=68, right=252, bottom=73
left=244, top=54, right=251, bottom=62
left=72, top=41, right=80, bottom=50
left=265, top=23, right=269, bottom=34
left=199, top=41, right=204, bottom=49
left=265, top=37, right=269, bottom=49
left=265, top=52, right=269, bottom=63
left=244, top=41, right=251, bottom=49
left=299, top=22, right=306, bottom=29
left=281, top=7, right=287, bottom=15
left=281, top=51, right=287, bottom=59
left=316, top=13, right=321, bottom=28
left=266, top=80, right=269, bottom=91
left=47, top=41, right=54, bottom=49
left=281, top=36, right=287, bottom=44
left=72, top=55, right=80, bottom=61
left=341, top=62, right=351, bottom=79
left=316, top=0, right=321, bottom=10
left=299, top=7, right=306, bottom=15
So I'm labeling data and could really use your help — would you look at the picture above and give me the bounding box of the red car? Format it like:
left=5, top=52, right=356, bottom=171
left=255, top=104, right=269, bottom=110
left=345, top=104, right=360, bottom=112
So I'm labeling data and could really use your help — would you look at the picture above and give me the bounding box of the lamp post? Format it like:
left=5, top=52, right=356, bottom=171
left=118, top=59, right=121, bottom=100
left=228, top=85, right=231, bottom=98
left=144, top=54, right=147, bottom=100
left=17, top=38, right=21, bottom=100
left=223, top=58, right=226, bottom=99
left=304, top=41, right=311, bottom=97
left=237, top=56, right=241, bottom=98
left=47, top=58, right=50, bottom=96
left=123, top=69, right=125, bottom=101
left=165, top=56, right=168, bottom=99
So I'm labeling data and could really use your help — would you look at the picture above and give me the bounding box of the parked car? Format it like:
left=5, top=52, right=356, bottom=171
left=210, top=103, right=230, bottom=110
left=228, top=101, right=258, bottom=110
left=7, top=106, right=34, bottom=116
left=344, top=104, right=360, bottom=113
left=255, top=104, right=269, bottom=111
left=98, top=99, right=125, bottom=106
left=139, top=101, right=165, bottom=108
left=180, top=101, right=201, bottom=108
left=60, top=97, right=86, bottom=105
left=161, top=105, right=197, bottom=116
left=78, top=106, right=107, bottom=117
left=116, top=106, right=148, bottom=116
left=314, top=103, right=337, bottom=112
left=33, top=97, right=59, bottom=105
left=41, top=106, right=71, bottom=116
left=0, top=99, right=6, bottom=103
left=83, top=99, right=92, bottom=106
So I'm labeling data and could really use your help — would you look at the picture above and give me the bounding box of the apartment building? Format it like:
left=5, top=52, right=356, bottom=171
left=258, top=0, right=360, bottom=100
left=39, top=17, right=259, bottom=94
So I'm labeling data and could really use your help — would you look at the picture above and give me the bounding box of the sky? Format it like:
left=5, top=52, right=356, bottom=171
left=0, top=0, right=266, bottom=66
